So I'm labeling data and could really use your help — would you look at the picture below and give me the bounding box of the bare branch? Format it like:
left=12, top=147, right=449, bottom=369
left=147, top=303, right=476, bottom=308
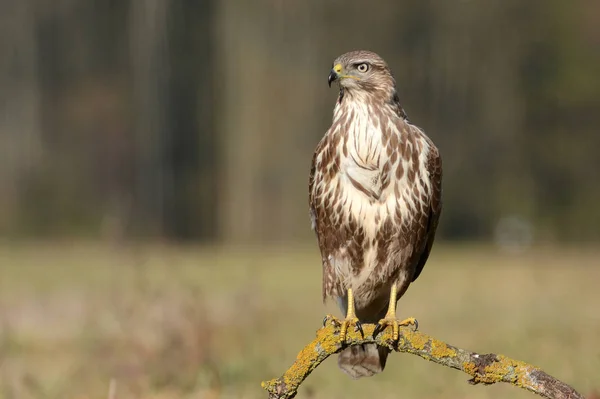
left=261, top=315, right=584, bottom=399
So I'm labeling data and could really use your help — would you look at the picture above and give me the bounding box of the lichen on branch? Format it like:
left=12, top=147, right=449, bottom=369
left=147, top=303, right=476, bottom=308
left=261, top=315, right=583, bottom=399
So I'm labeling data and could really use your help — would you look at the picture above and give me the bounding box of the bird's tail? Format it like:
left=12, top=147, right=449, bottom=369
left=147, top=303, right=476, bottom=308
left=337, top=343, right=390, bottom=379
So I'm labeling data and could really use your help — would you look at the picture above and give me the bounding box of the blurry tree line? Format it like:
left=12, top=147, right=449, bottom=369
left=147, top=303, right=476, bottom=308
left=0, top=0, right=598, bottom=243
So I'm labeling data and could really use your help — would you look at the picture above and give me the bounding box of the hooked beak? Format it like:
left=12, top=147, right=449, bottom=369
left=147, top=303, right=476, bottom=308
left=328, top=69, right=338, bottom=87
left=328, top=63, right=343, bottom=87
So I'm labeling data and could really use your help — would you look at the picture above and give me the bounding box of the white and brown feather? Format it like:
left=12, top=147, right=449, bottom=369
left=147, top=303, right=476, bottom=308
left=309, top=50, right=442, bottom=323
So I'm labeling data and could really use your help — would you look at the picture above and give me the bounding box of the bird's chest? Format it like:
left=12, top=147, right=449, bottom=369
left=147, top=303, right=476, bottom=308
left=314, top=130, right=383, bottom=214
left=344, top=113, right=384, bottom=165
left=314, top=131, right=429, bottom=233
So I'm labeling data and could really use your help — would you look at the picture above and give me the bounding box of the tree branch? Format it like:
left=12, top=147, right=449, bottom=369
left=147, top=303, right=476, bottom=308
left=261, top=315, right=583, bottom=399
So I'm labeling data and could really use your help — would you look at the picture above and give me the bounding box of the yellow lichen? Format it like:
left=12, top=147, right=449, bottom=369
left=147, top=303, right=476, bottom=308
left=261, top=379, right=275, bottom=390
left=484, top=354, right=537, bottom=386
left=280, top=326, right=334, bottom=388
left=483, top=355, right=512, bottom=382
left=462, top=361, right=478, bottom=377
left=489, top=355, right=537, bottom=388
left=283, top=357, right=307, bottom=387
left=430, top=339, right=457, bottom=358
left=314, top=326, right=338, bottom=353
left=460, top=355, right=531, bottom=385
left=404, top=330, right=429, bottom=350
left=515, top=367, right=533, bottom=388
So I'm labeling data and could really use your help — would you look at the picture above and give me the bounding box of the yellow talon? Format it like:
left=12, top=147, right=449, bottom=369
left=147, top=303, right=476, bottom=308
left=373, top=285, right=419, bottom=340
left=338, top=288, right=364, bottom=343
left=339, top=317, right=362, bottom=342
left=398, top=317, right=418, bottom=329
left=374, top=316, right=418, bottom=340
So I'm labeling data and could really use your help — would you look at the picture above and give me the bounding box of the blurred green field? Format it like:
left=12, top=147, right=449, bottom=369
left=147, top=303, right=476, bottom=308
left=0, top=242, right=598, bottom=399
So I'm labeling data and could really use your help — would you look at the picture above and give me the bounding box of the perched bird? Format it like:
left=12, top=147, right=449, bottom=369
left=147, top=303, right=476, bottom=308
left=308, top=50, right=443, bottom=379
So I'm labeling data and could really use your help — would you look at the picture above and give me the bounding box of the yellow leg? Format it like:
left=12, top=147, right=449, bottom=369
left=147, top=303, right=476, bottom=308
left=338, top=288, right=364, bottom=343
left=373, top=285, right=418, bottom=340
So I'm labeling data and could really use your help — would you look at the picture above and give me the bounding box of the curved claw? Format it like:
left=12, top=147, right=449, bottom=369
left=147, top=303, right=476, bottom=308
left=399, top=317, right=418, bottom=332
left=372, top=322, right=384, bottom=338
left=356, top=320, right=364, bottom=339
left=322, top=314, right=340, bottom=327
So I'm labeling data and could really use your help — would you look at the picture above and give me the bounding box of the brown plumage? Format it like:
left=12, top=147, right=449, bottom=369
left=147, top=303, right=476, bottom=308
left=308, top=50, right=443, bottom=379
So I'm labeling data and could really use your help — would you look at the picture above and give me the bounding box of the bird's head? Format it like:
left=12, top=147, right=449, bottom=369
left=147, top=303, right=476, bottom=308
left=328, top=50, right=396, bottom=98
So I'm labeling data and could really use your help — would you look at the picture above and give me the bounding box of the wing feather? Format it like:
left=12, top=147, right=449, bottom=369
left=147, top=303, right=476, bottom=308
left=411, top=143, right=442, bottom=282
left=309, top=138, right=345, bottom=300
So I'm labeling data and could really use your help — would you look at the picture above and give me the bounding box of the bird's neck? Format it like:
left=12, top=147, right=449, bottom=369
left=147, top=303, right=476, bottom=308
left=335, top=88, right=408, bottom=121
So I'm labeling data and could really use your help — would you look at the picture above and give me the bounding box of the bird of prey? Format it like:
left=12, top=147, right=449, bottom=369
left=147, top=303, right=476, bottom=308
left=308, top=50, right=442, bottom=379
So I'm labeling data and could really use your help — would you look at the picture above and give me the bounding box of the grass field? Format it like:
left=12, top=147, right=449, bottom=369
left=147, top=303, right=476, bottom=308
left=0, top=242, right=598, bottom=399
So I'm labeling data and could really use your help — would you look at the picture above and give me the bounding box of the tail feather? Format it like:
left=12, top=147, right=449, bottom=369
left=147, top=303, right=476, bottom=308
left=337, top=343, right=390, bottom=379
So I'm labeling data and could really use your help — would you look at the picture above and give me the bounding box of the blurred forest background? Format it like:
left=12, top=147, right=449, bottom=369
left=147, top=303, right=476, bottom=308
left=1, top=1, right=600, bottom=399
left=1, top=0, right=599, bottom=245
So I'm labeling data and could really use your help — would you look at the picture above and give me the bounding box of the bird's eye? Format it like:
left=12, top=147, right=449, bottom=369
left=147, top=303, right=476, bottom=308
left=356, top=63, right=369, bottom=73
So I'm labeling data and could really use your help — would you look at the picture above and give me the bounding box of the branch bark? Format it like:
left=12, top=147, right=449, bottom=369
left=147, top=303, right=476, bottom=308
left=261, top=315, right=583, bottom=399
